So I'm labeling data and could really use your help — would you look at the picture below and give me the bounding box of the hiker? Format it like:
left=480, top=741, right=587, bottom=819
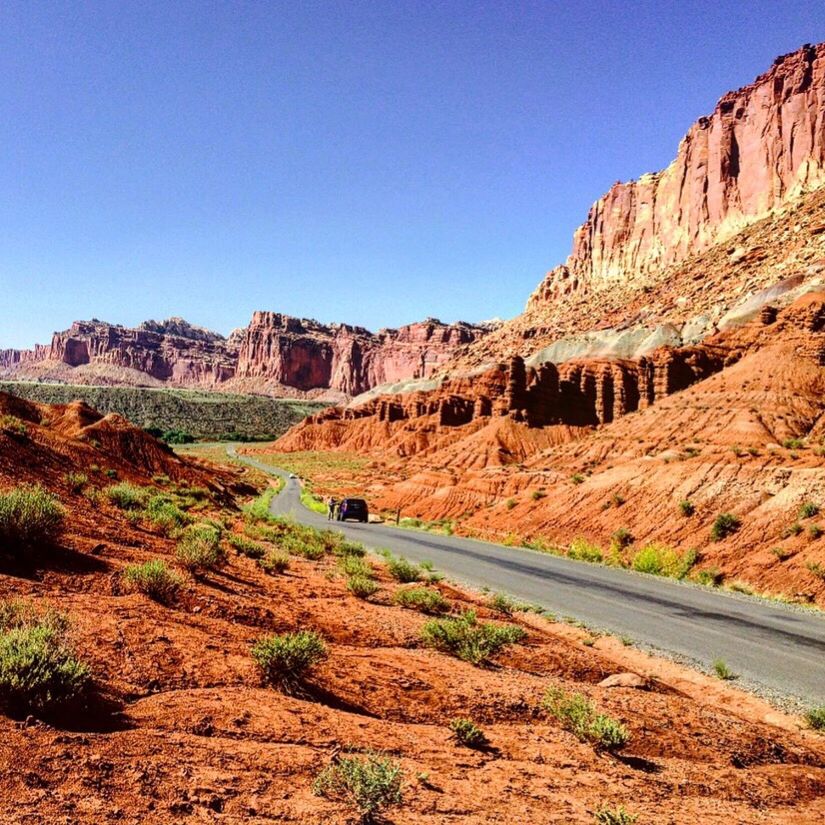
left=327, top=497, right=337, bottom=520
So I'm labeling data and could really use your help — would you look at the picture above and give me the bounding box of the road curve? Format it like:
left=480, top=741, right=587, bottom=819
left=232, top=450, right=825, bottom=705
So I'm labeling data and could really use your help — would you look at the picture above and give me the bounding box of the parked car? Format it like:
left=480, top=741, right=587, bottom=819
left=337, top=498, right=369, bottom=523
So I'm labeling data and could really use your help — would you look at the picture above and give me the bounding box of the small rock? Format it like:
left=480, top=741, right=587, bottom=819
left=90, top=543, right=105, bottom=555
left=599, top=672, right=648, bottom=689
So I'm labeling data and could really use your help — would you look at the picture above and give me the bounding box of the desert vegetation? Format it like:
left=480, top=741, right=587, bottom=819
left=420, top=610, right=526, bottom=665
left=0, top=484, right=65, bottom=554
left=252, top=630, right=327, bottom=695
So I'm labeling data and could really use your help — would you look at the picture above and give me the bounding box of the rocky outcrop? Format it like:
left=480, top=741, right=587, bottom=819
left=236, top=313, right=489, bottom=396
left=1, top=313, right=490, bottom=397
left=528, top=43, right=825, bottom=309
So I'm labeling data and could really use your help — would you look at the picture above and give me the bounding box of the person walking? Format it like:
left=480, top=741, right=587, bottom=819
left=327, top=496, right=337, bottom=521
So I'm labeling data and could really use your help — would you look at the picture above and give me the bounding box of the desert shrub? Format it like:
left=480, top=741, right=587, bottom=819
left=449, top=717, right=488, bottom=748
left=611, top=527, right=634, bottom=549
left=631, top=544, right=696, bottom=579
left=568, top=538, right=603, bottom=563
left=710, top=512, right=740, bottom=541
left=175, top=522, right=225, bottom=574
left=339, top=556, right=375, bottom=579
left=0, top=485, right=65, bottom=552
left=712, top=658, right=737, bottom=680
left=611, top=493, right=626, bottom=507
left=531, top=490, right=546, bottom=501
left=806, top=561, right=825, bottom=579
left=143, top=496, right=189, bottom=534
left=542, top=687, right=629, bottom=752
left=486, top=592, right=518, bottom=615
left=395, top=587, right=449, bottom=614
left=594, top=806, right=637, bottom=825
left=809, top=524, right=823, bottom=540
left=696, top=566, right=724, bottom=586
left=505, top=498, right=516, bottom=510
left=106, top=482, right=149, bottom=510
left=227, top=533, right=266, bottom=559
left=123, top=560, right=183, bottom=604
left=347, top=575, right=378, bottom=599
left=784, top=521, right=804, bottom=537
left=244, top=487, right=277, bottom=522
left=571, top=473, right=585, bottom=485
left=800, top=502, right=820, bottom=519
left=805, top=705, right=825, bottom=731
left=783, top=437, right=805, bottom=449
left=279, top=529, right=327, bottom=560
left=252, top=630, right=326, bottom=694
left=334, top=539, right=366, bottom=558
left=258, top=552, right=290, bottom=574
left=420, top=610, right=526, bottom=665
left=386, top=555, right=421, bottom=583
left=0, top=414, right=27, bottom=436
left=313, top=751, right=403, bottom=821
left=772, top=546, right=792, bottom=560
left=0, top=599, right=90, bottom=713
left=63, top=472, right=88, bottom=493
left=679, top=499, right=695, bottom=517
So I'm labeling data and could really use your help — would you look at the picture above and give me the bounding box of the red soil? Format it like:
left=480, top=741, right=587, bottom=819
left=0, top=396, right=824, bottom=822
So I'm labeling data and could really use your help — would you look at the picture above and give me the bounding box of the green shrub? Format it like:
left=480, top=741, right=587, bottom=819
left=227, top=533, right=266, bottom=559
left=611, top=527, right=634, bottom=549
left=679, top=499, right=695, bottom=517
left=386, top=555, right=421, bottom=583
left=347, top=575, right=378, bottom=599
left=395, top=587, right=449, bottom=614
left=339, top=556, right=375, bottom=579
left=175, top=522, right=225, bottom=574
left=710, top=512, right=740, bottom=541
left=712, top=658, right=737, bottom=680
left=334, top=539, right=366, bottom=558
left=123, top=560, right=183, bottom=604
left=106, top=482, right=149, bottom=510
left=696, top=567, right=723, bottom=586
left=783, top=437, right=805, bottom=449
left=449, top=717, right=488, bottom=748
left=631, top=544, right=696, bottom=579
left=280, top=530, right=327, bottom=560
left=421, top=610, right=526, bottom=665
left=505, top=498, right=516, bottom=510
left=542, top=687, right=629, bottom=752
left=486, top=592, right=517, bottom=615
left=809, top=524, right=823, bottom=540
left=64, top=472, right=88, bottom=494
left=252, top=630, right=326, bottom=694
left=806, top=561, right=825, bottom=579
left=143, top=496, right=189, bottom=534
left=531, top=490, right=547, bottom=501
left=0, top=599, right=90, bottom=713
left=594, top=806, right=637, bottom=825
left=0, top=485, right=65, bottom=552
left=313, top=752, right=403, bottom=821
left=805, top=705, right=825, bottom=731
left=0, top=414, right=27, bottom=436
left=571, top=473, right=585, bottom=485
left=568, top=538, right=603, bottom=563
left=784, top=521, right=803, bottom=537
left=258, top=552, right=290, bottom=575
left=772, top=546, right=791, bottom=560
left=800, top=502, right=820, bottom=519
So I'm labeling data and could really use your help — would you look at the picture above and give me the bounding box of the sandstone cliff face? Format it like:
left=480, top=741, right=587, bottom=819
left=236, top=312, right=488, bottom=396
left=1, top=313, right=489, bottom=397
left=528, top=43, right=825, bottom=309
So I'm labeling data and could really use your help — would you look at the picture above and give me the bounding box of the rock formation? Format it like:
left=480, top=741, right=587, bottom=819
left=236, top=313, right=486, bottom=396
left=528, top=43, right=825, bottom=308
left=1, top=314, right=490, bottom=398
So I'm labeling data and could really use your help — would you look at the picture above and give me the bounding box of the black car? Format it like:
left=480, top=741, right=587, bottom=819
left=337, top=498, right=369, bottom=523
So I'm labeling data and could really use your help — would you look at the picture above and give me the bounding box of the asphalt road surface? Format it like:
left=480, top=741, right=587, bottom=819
left=233, top=451, right=825, bottom=705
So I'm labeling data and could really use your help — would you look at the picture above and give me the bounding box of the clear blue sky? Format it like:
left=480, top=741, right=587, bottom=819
left=1, top=1, right=823, bottom=347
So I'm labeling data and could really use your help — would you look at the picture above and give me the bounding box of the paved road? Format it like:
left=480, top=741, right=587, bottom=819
left=233, top=451, right=825, bottom=705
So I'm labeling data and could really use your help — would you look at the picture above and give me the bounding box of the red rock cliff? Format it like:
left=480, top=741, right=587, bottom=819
left=528, top=43, right=825, bottom=307
left=235, top=312, right=489, bottom=395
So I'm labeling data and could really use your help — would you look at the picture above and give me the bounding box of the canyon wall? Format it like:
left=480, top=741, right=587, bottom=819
left=0, top=314, right=489, bottom=397
left=528, top=43, right=825, bottom=308
left=236, top=312, right=486, bottom=396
